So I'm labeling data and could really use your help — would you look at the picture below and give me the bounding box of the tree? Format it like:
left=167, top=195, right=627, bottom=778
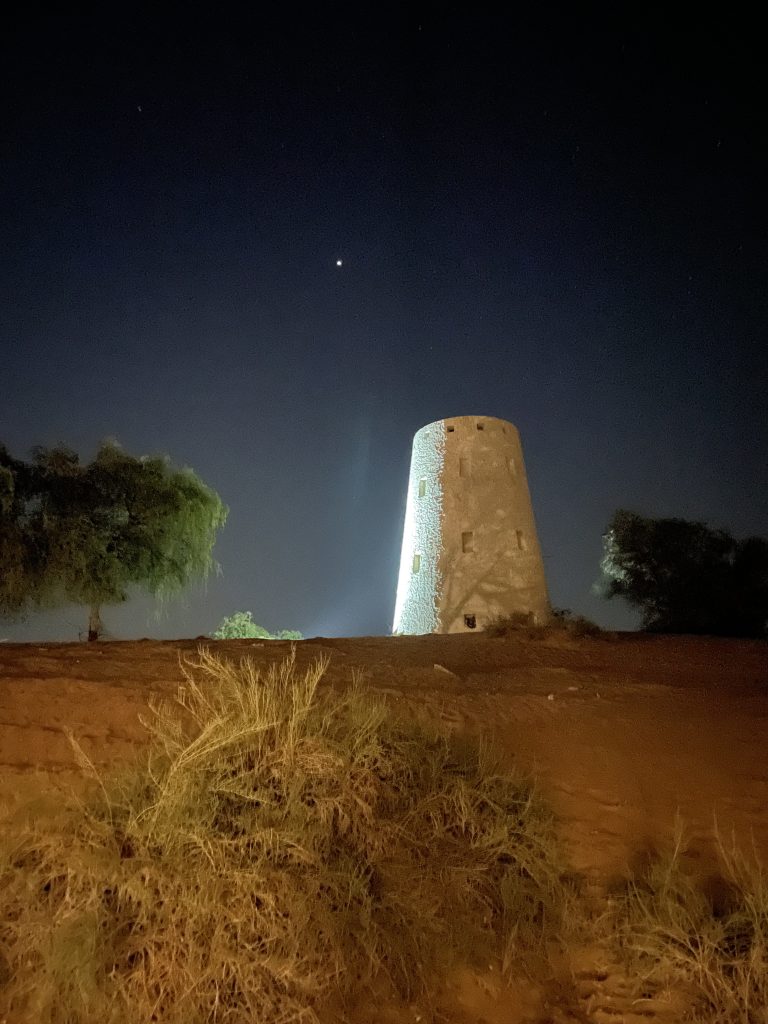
left=0, top=447, right=45, bottom=619
left=0, top=441, right=228, bottom=640
left=212, top=611, right=303, bottom=640
left=599, top=509, right=768, bottom=638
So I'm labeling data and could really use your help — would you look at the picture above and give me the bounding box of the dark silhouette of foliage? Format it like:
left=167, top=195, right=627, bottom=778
left=0, top=441, right=227, bottom=639
left=599, top=509, right=768, bottom=638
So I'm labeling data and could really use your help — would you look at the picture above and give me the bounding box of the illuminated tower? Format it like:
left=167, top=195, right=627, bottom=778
left=393, top=415, right=550, bottom=634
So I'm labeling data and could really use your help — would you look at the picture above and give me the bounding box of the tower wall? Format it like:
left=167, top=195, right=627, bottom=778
left=393, top=415, right=550, bottom=634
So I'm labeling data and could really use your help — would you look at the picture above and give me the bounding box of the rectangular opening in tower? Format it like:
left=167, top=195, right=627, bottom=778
left=412, top=553, right=421, bottom=573
left=459, top=457, right=470, bottom=477
left=447, top=425, right=455, bottom=433
left=461, top=531, right=474, bottom=553
left=476, top=422, right=484, bottom=430
left=418, top=477, right=426, bottom=497
left=516, top=530, right=526, bottom=551
left=507, top=457, right=516, bottom=477
left=464, top=613, right=476, bottom=629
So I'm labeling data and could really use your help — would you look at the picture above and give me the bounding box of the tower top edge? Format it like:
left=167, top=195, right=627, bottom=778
left=414, top=415, right=519, bottom=435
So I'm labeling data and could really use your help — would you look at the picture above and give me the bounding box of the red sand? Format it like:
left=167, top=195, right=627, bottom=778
left=2, top=631, right=766, bottom=1022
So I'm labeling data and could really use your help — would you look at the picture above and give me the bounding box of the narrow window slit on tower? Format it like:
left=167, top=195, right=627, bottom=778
left=476, top=422, right=484, bottom=430
left=516, top=530, right=526, bottom=551
left=418, top=477, right=426, bottom=497
left=507, top=457, right=516, bottom=477
left=459, top=457, right=470, bottom=477
left=447, top=425, right=455, bottom=432
left=412, top=553, right=421, bottom=573
left=464, top=614, right=476, bottom=629
left=462, top=531, right=474, bottom=553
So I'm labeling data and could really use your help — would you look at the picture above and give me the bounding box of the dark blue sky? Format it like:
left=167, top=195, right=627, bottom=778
left=2, top=10, right=766, bottom=640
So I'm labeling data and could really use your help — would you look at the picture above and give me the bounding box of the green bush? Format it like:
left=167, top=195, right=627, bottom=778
left=212, top=610, right=303, bottom=640
left=0, top=650, right=568, bottom=1023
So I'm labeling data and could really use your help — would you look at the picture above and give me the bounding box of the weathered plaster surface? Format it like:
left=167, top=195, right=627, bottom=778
left=392, top=420, right=445, bottom=634
left=393, top=415, right=550, bottom=634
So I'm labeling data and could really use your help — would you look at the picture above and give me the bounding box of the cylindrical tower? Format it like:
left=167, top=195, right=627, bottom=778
left=393, top=415, right=550, bottom=634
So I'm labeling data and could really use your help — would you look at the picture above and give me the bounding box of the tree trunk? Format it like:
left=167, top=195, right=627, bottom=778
left=88, top=604, right=102, bottom=642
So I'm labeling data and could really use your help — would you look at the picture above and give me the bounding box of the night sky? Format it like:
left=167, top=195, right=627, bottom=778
left=2, top=11, right=766, bottom=641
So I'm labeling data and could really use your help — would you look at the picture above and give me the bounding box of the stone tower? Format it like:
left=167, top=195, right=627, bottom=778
left=393, top=415, right=550, bottom=634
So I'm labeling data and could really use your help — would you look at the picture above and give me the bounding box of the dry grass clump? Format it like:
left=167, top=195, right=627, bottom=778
left=613, top=825, right=768, bottom=1022
left=484, top=610, right=538, bottom=636
left=549, top=608, right=602, bottom=638
left=0, top=649, right=567, bottom=1024
left=484, top=608, right=602, bottom=639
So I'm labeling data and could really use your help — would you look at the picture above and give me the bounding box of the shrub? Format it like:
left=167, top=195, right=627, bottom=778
left=613, top=824, right=768, bottom=1022
left=550, top=608, right=602, bottom=638
left=484, top=609, right=601, bottom=639
left=0, top=650, right=567, bottom=1023
left=484, top=611, right=537, bottom=637
left=212, top=610, right=303, bottom=640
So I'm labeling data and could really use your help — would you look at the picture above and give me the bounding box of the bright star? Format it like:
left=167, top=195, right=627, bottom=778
left=336, top=259, right=343, bottom=267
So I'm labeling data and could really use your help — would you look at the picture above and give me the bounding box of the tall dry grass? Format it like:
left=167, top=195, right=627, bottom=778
left=0, top=649, right=568, bottom=1023
left=614, top=823, right=768, bottom=1022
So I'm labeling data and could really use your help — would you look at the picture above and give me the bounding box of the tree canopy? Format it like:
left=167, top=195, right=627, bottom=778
left=599, top=509, right=768, bottom=638
left=0, top=441, right=228, bottom=639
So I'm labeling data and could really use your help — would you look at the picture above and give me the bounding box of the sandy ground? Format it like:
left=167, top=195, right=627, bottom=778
left=1, top=631, right=767, bottom=1022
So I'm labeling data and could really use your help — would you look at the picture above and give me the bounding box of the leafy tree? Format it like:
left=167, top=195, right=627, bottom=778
left=212, top=611, right=303, bottom=640
left=0, top=440, right=228, bottom=640
left=0, top=446, right=44, bottom=618
left=599, top=509, right=768, bottom=638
